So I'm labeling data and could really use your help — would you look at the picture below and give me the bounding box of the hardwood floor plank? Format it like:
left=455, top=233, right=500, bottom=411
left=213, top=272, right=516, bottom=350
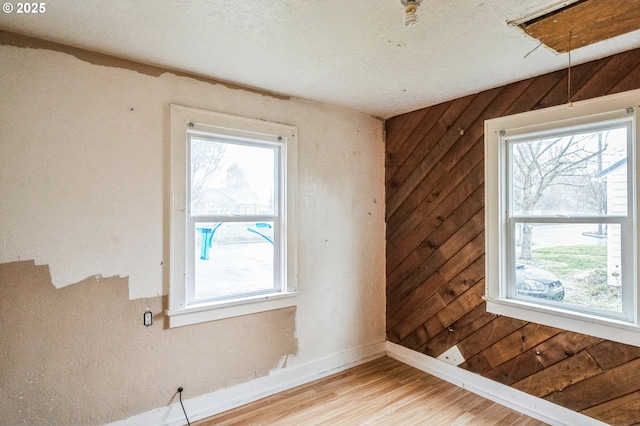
left=193, top=357, right=547, bottom=425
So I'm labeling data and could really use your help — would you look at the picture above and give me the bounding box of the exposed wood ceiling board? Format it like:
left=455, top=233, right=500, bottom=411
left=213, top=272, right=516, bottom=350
left=520, top=0, right=640, bottom=53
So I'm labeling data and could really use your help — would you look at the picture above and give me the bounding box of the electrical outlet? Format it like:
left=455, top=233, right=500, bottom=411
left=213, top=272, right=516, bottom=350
left=143, top=310, right=152, bottom=327
left=437, top=345, right=465, bottom=366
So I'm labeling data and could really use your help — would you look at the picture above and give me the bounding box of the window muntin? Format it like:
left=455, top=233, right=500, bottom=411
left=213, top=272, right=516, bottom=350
left=484, top=90, right=640, bottom=346
left=505, top=121, right=632, bottom=321
left=187, top=134, right=282, bottom=305
left=168, top=105, right=297, bottom=327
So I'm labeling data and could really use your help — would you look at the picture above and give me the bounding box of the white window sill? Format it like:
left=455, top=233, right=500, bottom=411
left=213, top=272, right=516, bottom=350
left=167, top=292, right=298, bottom=327
left=485, top=297, right=640, bottom=347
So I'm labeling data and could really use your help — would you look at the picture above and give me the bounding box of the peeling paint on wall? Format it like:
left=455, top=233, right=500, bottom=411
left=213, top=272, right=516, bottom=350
left=0, top=38, right=386, bottom=424
left=0, top=30, right=289, bottom=101
left=0, top=260, right=298, bottom=424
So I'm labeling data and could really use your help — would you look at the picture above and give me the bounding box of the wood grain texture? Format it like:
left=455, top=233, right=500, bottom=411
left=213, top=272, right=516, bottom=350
left=512, top=350, right=602, bottom=397
left=385, top=47, right=640, bottom=425
left=193, top=357, right=547, bottom=426
left=520, top=0, right=640, bottom=53
left=581, top=390, right=640, bottom=426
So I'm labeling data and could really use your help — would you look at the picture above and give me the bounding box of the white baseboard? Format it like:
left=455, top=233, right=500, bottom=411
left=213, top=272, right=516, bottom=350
left=110, top=340, right=606, bottom=426
left=108, top=341, right=387, bottom=426
left=386, top=341, right=608, bottom=426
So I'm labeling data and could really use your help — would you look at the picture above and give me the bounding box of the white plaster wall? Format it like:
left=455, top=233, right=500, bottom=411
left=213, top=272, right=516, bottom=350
left=0, top=44, right=386, bottom=421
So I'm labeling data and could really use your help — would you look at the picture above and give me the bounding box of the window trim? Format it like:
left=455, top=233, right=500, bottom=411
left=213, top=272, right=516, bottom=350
left=167, top=105, right=298, bottom=327
left=484, top=89, right=640, bottom=346
left=505, top=115, right=633, bottom=322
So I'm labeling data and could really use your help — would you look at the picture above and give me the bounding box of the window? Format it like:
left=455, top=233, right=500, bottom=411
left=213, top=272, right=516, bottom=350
left=168, top=105, right=298, bottom=327
left=485, top=89, right=640, bottom=346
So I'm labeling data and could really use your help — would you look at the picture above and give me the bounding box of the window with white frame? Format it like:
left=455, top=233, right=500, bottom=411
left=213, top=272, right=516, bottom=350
left=485, top=89, right=640, bottom=346
left=168, top=105, right=298, bottom=327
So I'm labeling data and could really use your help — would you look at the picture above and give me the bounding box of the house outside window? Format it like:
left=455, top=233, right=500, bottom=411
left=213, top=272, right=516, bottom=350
left=168, top=105, right=298, bottom=327
left=484, top=89, right=640, bottom=346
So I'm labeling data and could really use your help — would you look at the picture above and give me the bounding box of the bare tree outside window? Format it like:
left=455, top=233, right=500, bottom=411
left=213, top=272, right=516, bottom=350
left=511, top=132, right=609, bottom=260
left=190, top=139, right=228, bottom=209
left=485, top=97, right=637, bottom=343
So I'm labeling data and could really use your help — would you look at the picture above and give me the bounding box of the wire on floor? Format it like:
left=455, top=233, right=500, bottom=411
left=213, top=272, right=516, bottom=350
left=178, top=387, right=191, bottom=426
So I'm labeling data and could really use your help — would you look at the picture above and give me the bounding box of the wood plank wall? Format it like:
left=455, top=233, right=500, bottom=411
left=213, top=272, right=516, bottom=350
left=385, top=47, right=640, bottom=426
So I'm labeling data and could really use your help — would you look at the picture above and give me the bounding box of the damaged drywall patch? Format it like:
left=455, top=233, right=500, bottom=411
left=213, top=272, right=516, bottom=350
left=0, top=39, right=165, bottom=298
left=0, top=35, right=295, bottom=299
left=0, top=260, right=298, bottom=425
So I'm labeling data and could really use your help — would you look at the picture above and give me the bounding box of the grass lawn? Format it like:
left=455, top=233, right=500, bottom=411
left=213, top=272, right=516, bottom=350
left=531, top=245, right=607, bottom=276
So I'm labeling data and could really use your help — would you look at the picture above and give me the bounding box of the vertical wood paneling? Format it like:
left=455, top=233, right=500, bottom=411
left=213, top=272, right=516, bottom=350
left=385, top=47, right=640, bottom=425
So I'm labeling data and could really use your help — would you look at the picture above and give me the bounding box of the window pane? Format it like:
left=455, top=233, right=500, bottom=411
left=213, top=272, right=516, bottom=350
left=513, top=223, right=622, bottom=314
left=510, top=127, right=627, bottom=216
left=191, top=138, right=276, bottom=215
left=194, top=221, right=275, bottom=301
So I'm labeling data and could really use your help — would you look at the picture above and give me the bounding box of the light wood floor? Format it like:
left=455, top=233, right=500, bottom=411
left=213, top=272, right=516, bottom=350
left=193, top=356, right=547, bottom=425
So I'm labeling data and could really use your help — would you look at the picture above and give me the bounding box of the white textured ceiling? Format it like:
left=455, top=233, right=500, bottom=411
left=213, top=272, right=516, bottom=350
left=1, top=0, right=639, bottom=118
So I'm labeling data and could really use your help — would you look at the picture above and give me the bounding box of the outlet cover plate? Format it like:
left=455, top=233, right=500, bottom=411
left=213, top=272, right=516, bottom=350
left=437, top=345, right=465, bottom=366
